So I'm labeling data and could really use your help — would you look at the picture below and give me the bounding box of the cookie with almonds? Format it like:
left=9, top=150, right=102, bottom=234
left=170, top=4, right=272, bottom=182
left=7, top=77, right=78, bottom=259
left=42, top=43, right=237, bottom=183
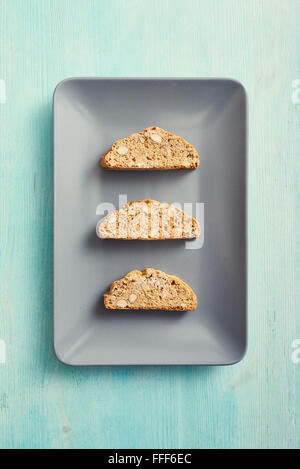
left=97, top=199, right=200, bottom=240
left=100, top=126, right=199, bottom=170
left=104, top=268, right=197, bottom=311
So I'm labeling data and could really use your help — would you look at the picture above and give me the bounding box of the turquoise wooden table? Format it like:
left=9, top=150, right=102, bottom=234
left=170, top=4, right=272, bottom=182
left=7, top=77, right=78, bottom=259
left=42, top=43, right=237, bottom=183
left=0, top=0, right=299, bottom=449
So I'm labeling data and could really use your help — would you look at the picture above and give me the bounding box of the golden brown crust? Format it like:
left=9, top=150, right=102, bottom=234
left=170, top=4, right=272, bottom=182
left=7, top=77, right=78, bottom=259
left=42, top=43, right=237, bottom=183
left=100, top=126, right=199, bottom=170
left=104, top=268, right=198, bottom=310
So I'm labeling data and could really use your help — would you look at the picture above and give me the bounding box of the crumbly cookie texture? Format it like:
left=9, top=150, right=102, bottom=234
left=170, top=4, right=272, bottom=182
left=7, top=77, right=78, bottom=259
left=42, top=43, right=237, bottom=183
left=100, top=126, right=199, bottom=170
left=104, top=268, right=197, bottom=311
left=97, top=199, right=200, bottom=240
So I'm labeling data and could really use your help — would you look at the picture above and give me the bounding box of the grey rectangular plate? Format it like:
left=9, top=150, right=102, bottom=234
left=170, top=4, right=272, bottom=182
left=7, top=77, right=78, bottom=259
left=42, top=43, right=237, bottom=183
left=53, top=78, right=247, bottom=366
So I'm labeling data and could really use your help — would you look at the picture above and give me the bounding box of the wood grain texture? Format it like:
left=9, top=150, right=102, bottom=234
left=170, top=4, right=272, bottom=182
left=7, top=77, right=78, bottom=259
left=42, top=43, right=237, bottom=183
left=0, top=0, right=299, bottom=449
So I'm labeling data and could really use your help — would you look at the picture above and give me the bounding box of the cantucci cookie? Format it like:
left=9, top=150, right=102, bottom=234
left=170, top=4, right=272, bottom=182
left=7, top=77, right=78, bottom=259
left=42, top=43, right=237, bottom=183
left=100, top=126, right=199, bottom=170
left=104, top=268, right=197, bottom=311
left=97, top=199, right=200, bottom=240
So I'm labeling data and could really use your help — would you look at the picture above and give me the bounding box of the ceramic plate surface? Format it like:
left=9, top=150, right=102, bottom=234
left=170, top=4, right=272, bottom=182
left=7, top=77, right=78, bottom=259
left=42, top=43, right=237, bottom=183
left=53, top=78, right=247, bottom=365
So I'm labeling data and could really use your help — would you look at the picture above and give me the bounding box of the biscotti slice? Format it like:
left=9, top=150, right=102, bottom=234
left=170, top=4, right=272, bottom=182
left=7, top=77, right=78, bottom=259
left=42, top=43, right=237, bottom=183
left=104, top=268, right=197, bottom=311
left=100, top=126, right=199, bottom=170
left=97, top=199, right=200, bottom=240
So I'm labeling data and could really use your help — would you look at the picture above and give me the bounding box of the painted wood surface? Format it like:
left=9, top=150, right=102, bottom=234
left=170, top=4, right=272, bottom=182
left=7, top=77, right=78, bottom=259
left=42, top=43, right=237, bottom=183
left=0, top=0, right=299, bottom=449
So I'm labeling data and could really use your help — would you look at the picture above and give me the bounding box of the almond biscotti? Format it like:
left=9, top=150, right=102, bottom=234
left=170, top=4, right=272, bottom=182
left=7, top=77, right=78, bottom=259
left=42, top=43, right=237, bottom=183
left=97, top=199, right=200, bottom=240
left=100, top=126, right=199, bottom=170
left=104, top=268, right=197, bottom=311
